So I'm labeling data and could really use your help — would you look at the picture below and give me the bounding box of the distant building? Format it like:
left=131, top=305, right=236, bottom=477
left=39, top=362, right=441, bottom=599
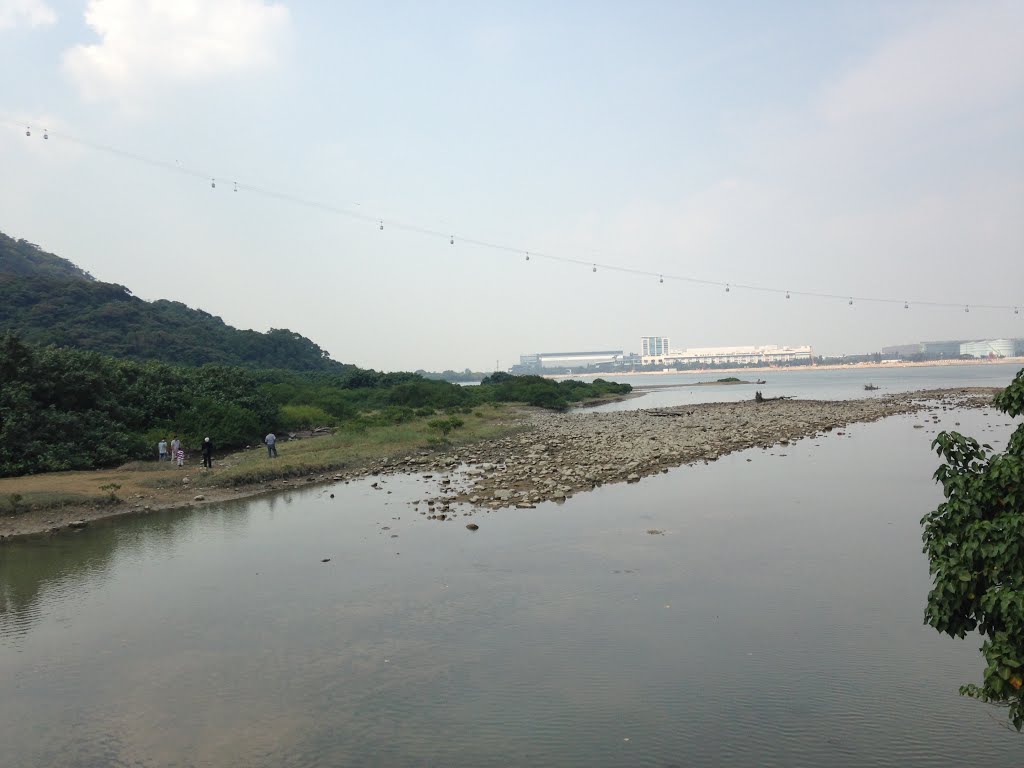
left=960, top=339, right=1016, bottom=358
left=519, top=354, right=540, bottom=368
left=882, top=338, right=1024, bottom=359
left=880, top=342, right=926, bottom=358
left=921, top=340, right=966, bottom=358
left=642, top=344, right=812, bottom=366
left=641, top=336, right=671, bottom=358
left=516, top=350, right=625, bottom=371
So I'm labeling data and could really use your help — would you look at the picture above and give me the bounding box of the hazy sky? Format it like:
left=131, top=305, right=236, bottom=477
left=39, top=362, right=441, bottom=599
left=2, top=0, right=1022, bottom=371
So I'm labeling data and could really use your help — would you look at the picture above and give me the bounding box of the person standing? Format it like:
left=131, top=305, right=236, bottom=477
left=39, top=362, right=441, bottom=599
left=176, top=447, right=185, bottom=467
left=158, top=438, right=168, bottom=462
left=170, top=436, right=181, bottom=462
left=265, top=432, right=277, bottom=458
left=201, top=437, right=213, bottom=469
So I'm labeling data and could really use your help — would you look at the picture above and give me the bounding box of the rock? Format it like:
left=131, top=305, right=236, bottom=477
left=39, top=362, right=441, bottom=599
left=68, top=520, right=89, bottom=529
left=626, top=473, right=641, bottom=483
left=182, top=477, right=191, bottom=484
left=494, top=489, right=514, bottom=501
left=321, top=558, right=331, bottom=563
left=466, top=523, right=479, bottom=530
left=193, top=494, right=205, bottom=501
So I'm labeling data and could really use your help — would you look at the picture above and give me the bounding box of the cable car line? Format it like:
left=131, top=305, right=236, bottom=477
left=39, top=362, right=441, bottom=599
left=4, top=116, right=1020, bottom=314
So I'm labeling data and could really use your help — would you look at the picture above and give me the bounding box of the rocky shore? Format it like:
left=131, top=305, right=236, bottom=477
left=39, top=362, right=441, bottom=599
left=369, top=388, right=998, bottom=519
left=0, top=388, right=999, bottom=539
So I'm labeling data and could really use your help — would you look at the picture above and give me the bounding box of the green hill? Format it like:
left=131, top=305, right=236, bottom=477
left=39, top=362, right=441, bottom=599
left=0, top=233, right=93, bottom=280
left=0, top=230, right=350, bottom=372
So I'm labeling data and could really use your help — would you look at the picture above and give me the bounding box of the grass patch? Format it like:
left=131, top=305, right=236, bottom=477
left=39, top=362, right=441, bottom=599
left=157, top=404, right=527, bottom=489
left=2, top=490, right=96, bottom=516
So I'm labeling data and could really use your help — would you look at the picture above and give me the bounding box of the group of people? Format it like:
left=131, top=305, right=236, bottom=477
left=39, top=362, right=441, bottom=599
left=157, top=436, right=215, bottom=468
left=157, top=434, right=278, bottom=468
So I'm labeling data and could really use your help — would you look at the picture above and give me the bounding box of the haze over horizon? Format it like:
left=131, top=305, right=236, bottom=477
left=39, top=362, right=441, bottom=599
left=2, top=0, right=1022, bottom=372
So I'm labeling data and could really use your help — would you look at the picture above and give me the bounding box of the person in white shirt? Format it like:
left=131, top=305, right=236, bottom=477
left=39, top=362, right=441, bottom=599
left=265, top=432, right=277, bottom=458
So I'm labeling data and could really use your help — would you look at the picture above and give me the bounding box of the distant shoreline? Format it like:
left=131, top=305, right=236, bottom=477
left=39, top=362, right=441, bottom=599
left=634, top=379, right=755, bottom=391
left=543, top=357, right=1024, bottom=380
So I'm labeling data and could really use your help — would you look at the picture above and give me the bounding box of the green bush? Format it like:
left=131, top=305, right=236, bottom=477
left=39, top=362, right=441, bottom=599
left=922, top=367, right=1024, bottom=730
left=279, top=404, right=334, bottom=431
left=428, top=416, right=465, bottom=437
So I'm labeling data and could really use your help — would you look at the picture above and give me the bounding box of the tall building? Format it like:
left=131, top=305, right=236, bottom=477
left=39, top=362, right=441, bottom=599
left=641, top=336, right=670, bottom=357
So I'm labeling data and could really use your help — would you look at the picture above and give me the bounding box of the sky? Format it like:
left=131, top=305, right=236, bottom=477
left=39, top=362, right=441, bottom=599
left=1, top=0, right=1022, bottom=372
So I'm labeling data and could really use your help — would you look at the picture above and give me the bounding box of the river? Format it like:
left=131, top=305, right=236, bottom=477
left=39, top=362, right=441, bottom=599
left=1, top=364, right=1021, bottom=767
left=586, top=360, right=1024, bottom=411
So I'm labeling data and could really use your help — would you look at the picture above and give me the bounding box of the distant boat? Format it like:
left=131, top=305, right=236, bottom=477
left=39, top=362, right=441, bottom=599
left=864, top=383, right=880, bottom=391
left=755, top=379, right=766, bottom=384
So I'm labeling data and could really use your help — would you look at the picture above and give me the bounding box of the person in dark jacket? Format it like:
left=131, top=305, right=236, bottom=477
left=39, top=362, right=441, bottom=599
left=201, top=437, right=213, bottom=469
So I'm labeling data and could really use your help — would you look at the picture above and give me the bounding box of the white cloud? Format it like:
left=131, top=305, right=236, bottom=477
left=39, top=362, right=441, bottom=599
left=63, top=0, right=290, bottom=103
left=0, top=0, right=56, bottom=29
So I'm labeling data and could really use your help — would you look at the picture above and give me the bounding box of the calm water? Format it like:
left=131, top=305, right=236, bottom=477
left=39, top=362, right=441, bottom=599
left=1, top=380, right=1022, bottom=766
left=585, top=361, right=1023, bottom=412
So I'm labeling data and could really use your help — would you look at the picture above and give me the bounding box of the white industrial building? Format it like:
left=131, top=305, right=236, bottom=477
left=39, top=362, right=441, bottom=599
left=959, top=339, right=1016, bottom=358
left=641, top=344, right=813, bottom=366
left=519, top=350, right=625, bottom=370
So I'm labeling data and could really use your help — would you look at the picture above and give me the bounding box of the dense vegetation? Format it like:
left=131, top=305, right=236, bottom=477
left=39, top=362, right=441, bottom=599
left=0, top=334, right=630, bottom=477
left=922, top=367, right=1024, bottom=730
left=0, top=232, right=93, bottom=280
left=0, top=232, right=348, bottom=371
left=415, top=368, right=487, bottom=383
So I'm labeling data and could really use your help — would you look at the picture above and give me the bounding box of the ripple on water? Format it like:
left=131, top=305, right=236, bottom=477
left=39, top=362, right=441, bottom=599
left=0, top=407, right=1022, bottom=767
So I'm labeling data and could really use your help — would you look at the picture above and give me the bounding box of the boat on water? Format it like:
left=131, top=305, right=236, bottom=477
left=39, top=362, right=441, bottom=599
left=864, top=384, right=880, bottom=391
left=755, top=379, right=766, bottom=384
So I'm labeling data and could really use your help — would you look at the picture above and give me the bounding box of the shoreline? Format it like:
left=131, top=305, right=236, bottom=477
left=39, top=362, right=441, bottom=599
left=0, top=387, right=1002, bottom=542
left=543, top=357, right=1024, bottom=379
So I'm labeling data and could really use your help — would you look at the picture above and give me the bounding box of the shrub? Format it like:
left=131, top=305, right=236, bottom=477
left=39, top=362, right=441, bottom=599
left=279, top=404, right=334, bottom=431
left=428, top=416, right=465, bottom=437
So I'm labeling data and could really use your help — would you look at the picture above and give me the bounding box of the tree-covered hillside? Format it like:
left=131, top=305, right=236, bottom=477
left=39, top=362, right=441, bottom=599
left=0, top=230, right=348, bottom=372
left=0, top=334, right=631, bottom=477
left=0, top=232, right=93, bottom=280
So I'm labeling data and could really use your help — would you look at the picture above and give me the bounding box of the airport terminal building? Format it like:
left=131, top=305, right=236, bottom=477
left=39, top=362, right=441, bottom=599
left=640, top=343, right=813, bottom=366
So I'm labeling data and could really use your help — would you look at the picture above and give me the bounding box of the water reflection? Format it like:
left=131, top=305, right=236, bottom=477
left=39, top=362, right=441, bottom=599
left=0, top=408, right=1020, bottom=767
left=0, top=502, right=257, bottom=642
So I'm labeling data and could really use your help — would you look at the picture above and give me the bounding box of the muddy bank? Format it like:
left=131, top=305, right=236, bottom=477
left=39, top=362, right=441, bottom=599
left=0, top=388, right=999, bottom=540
